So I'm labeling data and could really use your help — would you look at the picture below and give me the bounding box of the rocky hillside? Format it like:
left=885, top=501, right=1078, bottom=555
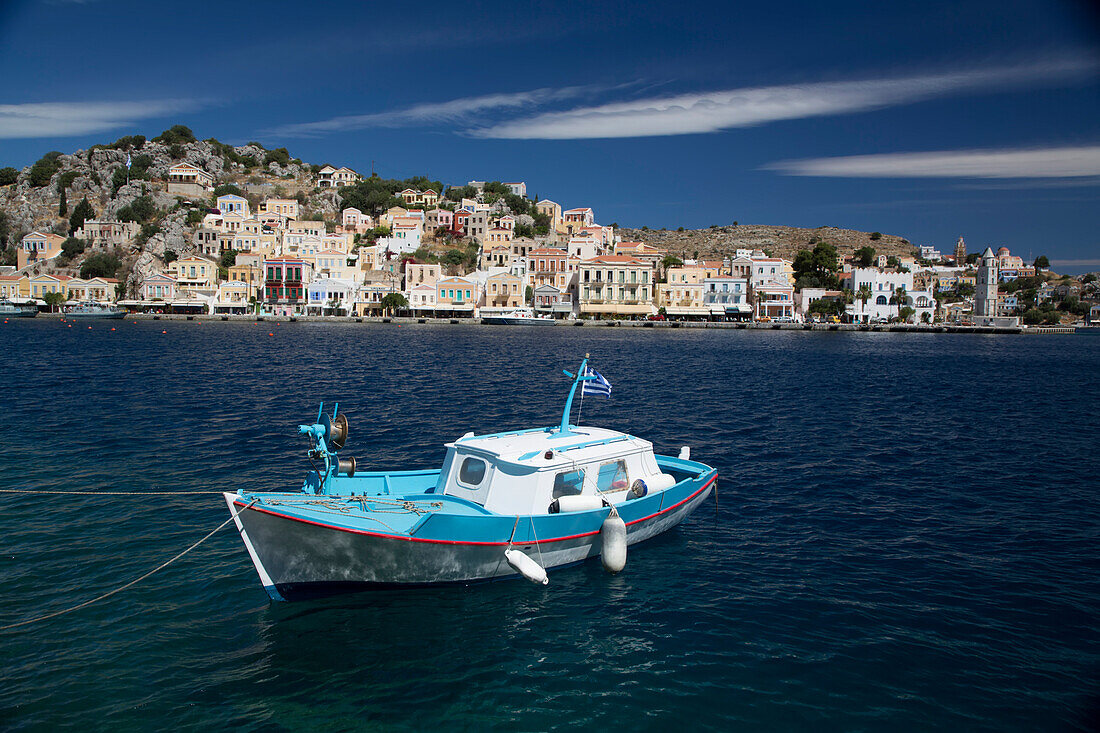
left=618, top=223, right=919, bottom=263
left=0, top=128, right=338, bottom=294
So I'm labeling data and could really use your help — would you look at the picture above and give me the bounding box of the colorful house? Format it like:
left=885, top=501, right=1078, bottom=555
left=317, top=166, right=360, bottom=188
left=578, top=255, right=654, bottom=318
left=140, top=273, right=177, bottom=302
left=167, top=163, right=214, bottom=196
left=263, top=256, right=312, bottom=315
left=18, top=231, right=65, bottom=270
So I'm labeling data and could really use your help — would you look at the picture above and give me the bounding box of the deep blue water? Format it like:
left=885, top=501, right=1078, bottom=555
left=1, top=319, right=1098, bottom=731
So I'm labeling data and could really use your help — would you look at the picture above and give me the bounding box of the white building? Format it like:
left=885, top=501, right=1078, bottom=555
left=306, top=277, right=357, bottom=314
left=848, top=267, right=936, bottom=323
left=974, top=247, right=998, bottom=321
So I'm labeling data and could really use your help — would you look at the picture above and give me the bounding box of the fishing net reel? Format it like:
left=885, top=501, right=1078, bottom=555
left=298, top=403, right=356, bottom=483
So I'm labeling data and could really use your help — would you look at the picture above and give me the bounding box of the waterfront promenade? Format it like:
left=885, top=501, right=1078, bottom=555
left=27, top=312, right=1076, bottom=334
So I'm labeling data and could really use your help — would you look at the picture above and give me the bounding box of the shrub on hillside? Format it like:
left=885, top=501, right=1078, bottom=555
left=0, top=167, right=18, bottom=186
left=264, top=147, right=291, bottom=166
left=28, top=151, right=63, bottom=187
left=80, top=251, right=122, bottom=279
left=153, top=125, right=196, bottom=145
left=68, top=196, right=95, bottom=235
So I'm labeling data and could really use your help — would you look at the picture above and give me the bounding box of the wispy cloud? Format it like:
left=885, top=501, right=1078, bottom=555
left=765, top=145, right=1100, bottom=178
left=0, top=100, right=201, bottom=139
left=468, top=58, right=1097, bottom=140
left=264, top=87, right=599, bottom=138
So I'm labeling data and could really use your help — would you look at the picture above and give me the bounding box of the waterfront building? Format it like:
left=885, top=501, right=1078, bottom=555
left=0, top=274, right=26, bottom=299
left=750, top=256, right=795, bottom=287
left=167, top=163, right=213, bottom=196
left=28, top=273, right=70, bottom=299
left=483, top=269, right=525, bottom=311
left=657, top=267, right=708, bottom=319
left=213, top=280, right=250, bottom=314
left=796, top=288, right=844, bottom=320
left=848, top=267, right=936, bottom=323
left=66, top=277, right=118, bottom=303
left=703, top=276, right=751, bottom=320
left=974, top=247, right=998, bottom=321
left=306, top=277, right=357, bottom=315
left=227, top=262, right=262, bottom=301
left=17, top=231, right=65, bottom=271
left=140, top=273, right=176, bottom=303
left=752, top=280, right=795, bottom=321
left=263, top=256, right=312, bottom=316
left=436, top=276, right=478, bottom=316
left=532, top=283, right=574, bottom=318
left=578, top=255, right=654, bottom=319
left=169, top=256, right=218, bottom=297
left=407, top=283, right=437, bottom=312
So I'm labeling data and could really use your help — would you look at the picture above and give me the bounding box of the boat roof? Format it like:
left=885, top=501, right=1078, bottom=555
left=450, top=425, right=652, bottom=471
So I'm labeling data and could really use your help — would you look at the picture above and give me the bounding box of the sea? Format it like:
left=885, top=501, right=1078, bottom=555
left=1, top=319, right=1097, bottom=731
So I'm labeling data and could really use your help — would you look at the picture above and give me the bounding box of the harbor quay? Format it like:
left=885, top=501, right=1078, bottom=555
left=27, top=311, right=1076, bottom=334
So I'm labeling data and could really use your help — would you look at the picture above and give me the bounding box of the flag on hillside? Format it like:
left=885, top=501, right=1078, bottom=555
left=126, top=153, right=132, bottom=169
left=581, top=366, right=612, bottom=399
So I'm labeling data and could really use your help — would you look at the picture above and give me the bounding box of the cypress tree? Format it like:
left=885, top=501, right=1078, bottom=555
left=58, top=187, right=67, bottom=217
left=69, top=196, right=94, bottom=235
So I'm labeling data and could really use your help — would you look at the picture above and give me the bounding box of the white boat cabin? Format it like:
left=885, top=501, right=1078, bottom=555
left=436, top=426, right=676, bottom=515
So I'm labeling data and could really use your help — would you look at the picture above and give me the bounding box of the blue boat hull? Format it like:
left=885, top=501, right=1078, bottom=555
left=226, top=466, right=716, bottom=601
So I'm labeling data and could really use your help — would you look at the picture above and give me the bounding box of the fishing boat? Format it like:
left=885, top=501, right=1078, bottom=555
left=224, top=357, right=717, bottom=600
left=0, top=299, right=38, bottom=318
left=481, top=307, right=555, bottom=325
left=64, top=301, right=127, bottom=319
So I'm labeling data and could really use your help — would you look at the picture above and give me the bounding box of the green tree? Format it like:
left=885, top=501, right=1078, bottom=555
left=68, top=196, right=95, bottom=235
left=853, top=246, right=876, bottom=266
left=381, top=292, right=408, bottom=314
left=219, top=249, right=238, bottom=269
left=80, top=251, right=122, bottom=279
left=890, top=285, right=908, bottom=320
left=58, top=187, right=67, bottom=217
left=857, top=284, right=873, bottom=320
left=870, top=231, right=882, bottom=241
left=898, top=305, right=916, bottom=323
left=117, top=195, right=156, bottom=223
left=153, top=125, right=196, bottom=145
left=164, top=250, right=178, bottom=265
left=61, top=237, right=86, bottom=260
left=42, top=291, right=66, bottom=312
left=1033, top=255, right=1050, bottom=270
left=0, top=167, right=18, bottom=186
left=1022, top=308, right=1044, bottom=325
left=28, top=152, right=63, bottom=188
left=263, top=147, right=292, bottom=166
left=525, top=285, right=533, bottom=305
left=793, top=241, right=839, bottom=290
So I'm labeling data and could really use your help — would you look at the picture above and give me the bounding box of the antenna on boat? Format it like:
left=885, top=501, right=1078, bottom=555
left=558, top=354, right=595, bottom=436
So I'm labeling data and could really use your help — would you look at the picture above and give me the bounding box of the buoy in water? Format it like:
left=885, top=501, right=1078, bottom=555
left=110, top=327, right=116, bottom=331
left=505, top=548, right=548, bottom=585
left=600, top=512, right=627, bottom=573
left=268, top=332, right=274, bottom=336
left=161, top=330, right=167, bottom=334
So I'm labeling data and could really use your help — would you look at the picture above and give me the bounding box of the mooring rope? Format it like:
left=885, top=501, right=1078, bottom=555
left=0, top=489, right=223, bottom=496
left=0, top=499, right=257, bottom=632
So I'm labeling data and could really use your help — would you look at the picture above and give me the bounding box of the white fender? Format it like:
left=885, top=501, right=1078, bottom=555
left=679, top=446, right=691, bottom=460
left=647, top=473, right=676, bottom=492
left=549, top=495, right=606, bottom=513
left=600, top=513, right=627, bottom=573
left=505, top=548, right=549, bottom=585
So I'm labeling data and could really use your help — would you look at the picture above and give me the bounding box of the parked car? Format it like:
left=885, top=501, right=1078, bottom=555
left=647, top=314, right=665, bottom=321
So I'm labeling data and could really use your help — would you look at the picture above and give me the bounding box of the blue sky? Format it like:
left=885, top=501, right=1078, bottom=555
left=1, top=0, right=1098, bottom=270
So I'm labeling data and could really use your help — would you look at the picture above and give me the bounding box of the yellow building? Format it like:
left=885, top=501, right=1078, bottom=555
left=227, top=263, right=262, bottom=301
left=484, top=271, right=524, bottom=309
left=18, top=231, right=65, bottom=270
left=578, top=256, right=654, bottom=318
left=169, top=256, right=218, bottom=294
left=657, top=267, right=708, bottom=318
left=66, top=277, right=119, bottom=303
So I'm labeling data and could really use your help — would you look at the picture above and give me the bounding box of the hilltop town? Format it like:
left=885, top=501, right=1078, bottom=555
left=1, top=126, right=1096, bottom=326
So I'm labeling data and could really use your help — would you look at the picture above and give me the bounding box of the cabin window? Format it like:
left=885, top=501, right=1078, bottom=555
left=458, top=457, right=486, bottom=487
left=596, top=460, right=629, bottom=493
left=553, top=469, right=585, bottom=499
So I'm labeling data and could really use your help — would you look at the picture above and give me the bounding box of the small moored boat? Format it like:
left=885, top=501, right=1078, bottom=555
left=65, top=301, right=127, bottom=319
left=225, top=357, right=717, bottom=600
left=481, top=307, right=555, bottom=325
left=0, top=299, right=38, bottom=318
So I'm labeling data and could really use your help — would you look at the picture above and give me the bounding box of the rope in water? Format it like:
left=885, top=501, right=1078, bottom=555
left=0, top=499, right=256, bottom=632
left=0, top=489, right=223, bottom=495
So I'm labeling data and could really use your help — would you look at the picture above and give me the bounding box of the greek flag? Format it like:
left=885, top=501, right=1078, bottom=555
left=126, top=153, right=132, bottom=169
left=582, top=366, right=612, bottom=399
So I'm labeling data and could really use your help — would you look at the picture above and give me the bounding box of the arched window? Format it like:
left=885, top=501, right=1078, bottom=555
left=876, top=295, right=888, bottom=305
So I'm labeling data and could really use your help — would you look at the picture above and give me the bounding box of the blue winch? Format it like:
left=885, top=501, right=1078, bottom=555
left=298, top=402, right=355, bottom=493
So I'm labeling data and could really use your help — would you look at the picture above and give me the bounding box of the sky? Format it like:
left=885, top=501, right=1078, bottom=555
left=1, top=0, right=1098, bottom=270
